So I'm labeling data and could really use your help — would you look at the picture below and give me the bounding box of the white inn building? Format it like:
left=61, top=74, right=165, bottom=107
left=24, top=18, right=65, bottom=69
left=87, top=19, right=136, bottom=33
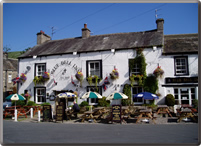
left=17, top=19, right=198, bottom=111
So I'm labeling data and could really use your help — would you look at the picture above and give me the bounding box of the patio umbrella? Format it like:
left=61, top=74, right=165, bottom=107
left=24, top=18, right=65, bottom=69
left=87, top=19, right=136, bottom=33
left=106, top=92, right=128, bottom=105
left=106, top=92, right=128, bottom=100
left=57, top=92, right=77, bottom=98
left=81, top=92, right=102, bottom=111
left=5, top=94, right=26, bottom=110
left=133, top=92, right=159, bottom=100
left=56, top=92, right=77, bottom=107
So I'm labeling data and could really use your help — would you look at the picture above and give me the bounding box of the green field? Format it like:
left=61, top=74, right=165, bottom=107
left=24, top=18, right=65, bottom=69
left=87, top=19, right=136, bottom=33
left=8, top=51, right=23, bottom=59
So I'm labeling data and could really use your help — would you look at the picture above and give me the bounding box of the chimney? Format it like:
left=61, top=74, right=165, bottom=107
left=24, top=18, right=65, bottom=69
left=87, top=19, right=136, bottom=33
left=82, top=23, right=91, bottom=38
left=37, top=30, right=51, bottom=45
left=156, top=18, right=164, bottom=32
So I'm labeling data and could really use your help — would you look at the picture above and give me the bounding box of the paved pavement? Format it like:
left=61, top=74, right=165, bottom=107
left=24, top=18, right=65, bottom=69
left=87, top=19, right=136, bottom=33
left=3, top=118, right=199, bottom=144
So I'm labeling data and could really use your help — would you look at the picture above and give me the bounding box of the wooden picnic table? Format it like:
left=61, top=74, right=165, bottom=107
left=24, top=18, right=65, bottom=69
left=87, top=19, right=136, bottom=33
left=65, top=109, right=79, bottom=120
left=156, top=105, right=172, bottom=117
left=80, top=111, right=96, bottom=123
left=177, top=108, right=197, bottom=122
left=136, top=109, right=155, bottom=124
left=3, top=107, right=27, bottom=119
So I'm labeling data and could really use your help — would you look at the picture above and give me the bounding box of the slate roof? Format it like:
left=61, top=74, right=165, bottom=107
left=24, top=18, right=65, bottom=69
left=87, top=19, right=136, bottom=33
left=163, top=33, right=198, bottom=55
left=19, top=29, right=163, bottom=59
left=3, top=58, right=18, bottom=71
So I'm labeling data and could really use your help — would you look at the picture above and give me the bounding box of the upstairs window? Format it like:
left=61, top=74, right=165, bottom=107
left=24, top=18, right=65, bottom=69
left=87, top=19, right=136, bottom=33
left=174, top=57, right=188, bottom=76
left=86, top=60, right=102, bottom=78
left=130, top=63, right=140, bottom=75
left=35, top=63, right=46, bottom=76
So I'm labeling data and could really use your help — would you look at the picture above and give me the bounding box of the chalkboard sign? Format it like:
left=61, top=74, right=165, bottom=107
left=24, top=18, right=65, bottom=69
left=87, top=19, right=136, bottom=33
left=56, top=105, right=64, bottom=122
left=43, top=105, right=52, bottom=122
left=112, top=105, right=122, bottom=123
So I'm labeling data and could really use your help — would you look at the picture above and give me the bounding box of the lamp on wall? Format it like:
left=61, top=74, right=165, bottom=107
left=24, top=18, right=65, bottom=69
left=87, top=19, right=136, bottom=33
left=111, top=49, right=115, bottom=54
left=73, top=52, right=77, bottom=55
left=153, top=46, right=157, bottom=52
left=33, top=55, right=37, bottom=59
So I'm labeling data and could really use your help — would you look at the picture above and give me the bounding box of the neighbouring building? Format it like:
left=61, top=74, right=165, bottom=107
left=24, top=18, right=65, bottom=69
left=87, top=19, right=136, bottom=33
left=3, top=52, right=18, bottom=101
left=17, top=18, right=198, bottom=111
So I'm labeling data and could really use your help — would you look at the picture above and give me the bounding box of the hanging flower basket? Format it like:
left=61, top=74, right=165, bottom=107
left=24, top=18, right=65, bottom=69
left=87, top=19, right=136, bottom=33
left=43, top=72, right=50, bottom=81
left=87, top=75, right=101, bottom=87
left=153, top=66, right=164, bottom=78
left=33, top=72, right=50, bottom=85
left=129, top=74, right=143, bottom=87
left=75, top=71, right=84, bottom=87
left=110, top=68, right=119, bottom=80
left=19, top=73, right=27, bottom=82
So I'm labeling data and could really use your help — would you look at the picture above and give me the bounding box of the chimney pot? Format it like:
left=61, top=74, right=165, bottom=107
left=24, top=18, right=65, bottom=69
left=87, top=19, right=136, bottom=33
left=84, top=23, right=87, bottom=28
left=82, top=24, right=90, bottom=38
left=37, top=31, right=51, bottom=45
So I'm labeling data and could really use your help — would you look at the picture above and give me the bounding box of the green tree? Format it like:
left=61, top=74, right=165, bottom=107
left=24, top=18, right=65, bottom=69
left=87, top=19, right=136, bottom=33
left=3, top=46, right=11, bottom=53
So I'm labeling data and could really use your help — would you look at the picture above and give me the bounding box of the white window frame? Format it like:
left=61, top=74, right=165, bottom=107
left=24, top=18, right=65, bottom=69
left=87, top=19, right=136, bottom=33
left=174, top=87, right=196, bottom=105
left=36, top=63, right=46, bottom=76
left=130, top=63, right=140, bottom=76
left=8, top=74, right=12, bottom=83
left=175, top=57, right=188, bottom=75
left=35, top=88, right=46, bottom=104
left=88, top=61, right=100, bottom=77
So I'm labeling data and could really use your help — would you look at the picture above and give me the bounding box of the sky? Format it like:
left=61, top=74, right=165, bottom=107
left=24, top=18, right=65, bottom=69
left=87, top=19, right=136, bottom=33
left=3, top=3, right=198, bottom=52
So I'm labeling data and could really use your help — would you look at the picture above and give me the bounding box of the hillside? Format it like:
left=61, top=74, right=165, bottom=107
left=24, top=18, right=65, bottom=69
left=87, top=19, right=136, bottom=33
left=8, top=51, right=23, bottom=59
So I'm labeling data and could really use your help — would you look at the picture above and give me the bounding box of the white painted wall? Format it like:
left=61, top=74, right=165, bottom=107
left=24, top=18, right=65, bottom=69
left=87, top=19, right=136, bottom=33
left=18, top=47, right=198, bottom=108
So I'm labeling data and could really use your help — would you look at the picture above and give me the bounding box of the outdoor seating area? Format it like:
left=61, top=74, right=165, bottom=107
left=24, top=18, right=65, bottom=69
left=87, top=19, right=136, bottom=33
left=50, top=104, right=197, bottom=124
left=3, top=103, right=198, bottom=124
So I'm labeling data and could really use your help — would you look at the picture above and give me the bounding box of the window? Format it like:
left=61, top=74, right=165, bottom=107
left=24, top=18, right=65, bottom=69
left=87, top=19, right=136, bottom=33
left=8, top=74, right=12, bottom=83
left=174, top=87, right=196, bottom=105
left=132, top=86, right=144, bottom=104
left=174, top=57, right=188, bottom=76
left=35, top=87, right=46, bottom=104
left=130, top=64, right=140, bottom=75
left=86, top=60, right=102, bottom=78
left=86, top=86, right=102, bottom=105
left=35, top=63, right=46, bottom=76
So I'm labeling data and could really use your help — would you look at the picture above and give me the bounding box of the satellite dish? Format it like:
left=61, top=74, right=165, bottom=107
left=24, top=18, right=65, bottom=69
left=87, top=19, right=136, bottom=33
left=26, top=66, right=31, bottom=71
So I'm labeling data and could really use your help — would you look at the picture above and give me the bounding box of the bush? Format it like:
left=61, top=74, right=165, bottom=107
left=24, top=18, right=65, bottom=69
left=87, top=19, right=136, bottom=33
left=192, top=99, right=198, bottom=109
left=12, top=100, right=26, bottom=106
left=122, top=84, right=132, bottom=106
left=98, top=97, right=110, bottom=107
left=143, top=74, right=158, bottom=94
left=80, top=101, right=89, bottom=107
left=26, top=101, right=37, bottom=106
left=41, top=102, right=50, bottom=106
left=165, top=94, right=175, bottom=106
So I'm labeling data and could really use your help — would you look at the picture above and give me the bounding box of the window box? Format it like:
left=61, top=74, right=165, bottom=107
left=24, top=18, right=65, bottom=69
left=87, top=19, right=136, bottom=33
left=129, top=74, right=144, bottom=87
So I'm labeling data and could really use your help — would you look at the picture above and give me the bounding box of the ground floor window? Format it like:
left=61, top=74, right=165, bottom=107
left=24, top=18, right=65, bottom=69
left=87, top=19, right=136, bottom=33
left=174, top=87, right=196, bottom=105
left=132, top=86, right=144, bottom=105
left=86, top=86, right=102, bottom=105
left=35, top=87, right=46, bottom=104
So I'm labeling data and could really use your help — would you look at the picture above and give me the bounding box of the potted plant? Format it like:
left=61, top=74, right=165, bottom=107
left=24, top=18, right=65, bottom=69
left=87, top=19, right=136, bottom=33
left=75, top=71, right=84, bottom=87
left=110, top=68, right=119, bottom=80
left=33, top=72, right=50, bottom=86
left=153, top=66, right=164, bottom=78
left=87, top=75, right=101, bottom=87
